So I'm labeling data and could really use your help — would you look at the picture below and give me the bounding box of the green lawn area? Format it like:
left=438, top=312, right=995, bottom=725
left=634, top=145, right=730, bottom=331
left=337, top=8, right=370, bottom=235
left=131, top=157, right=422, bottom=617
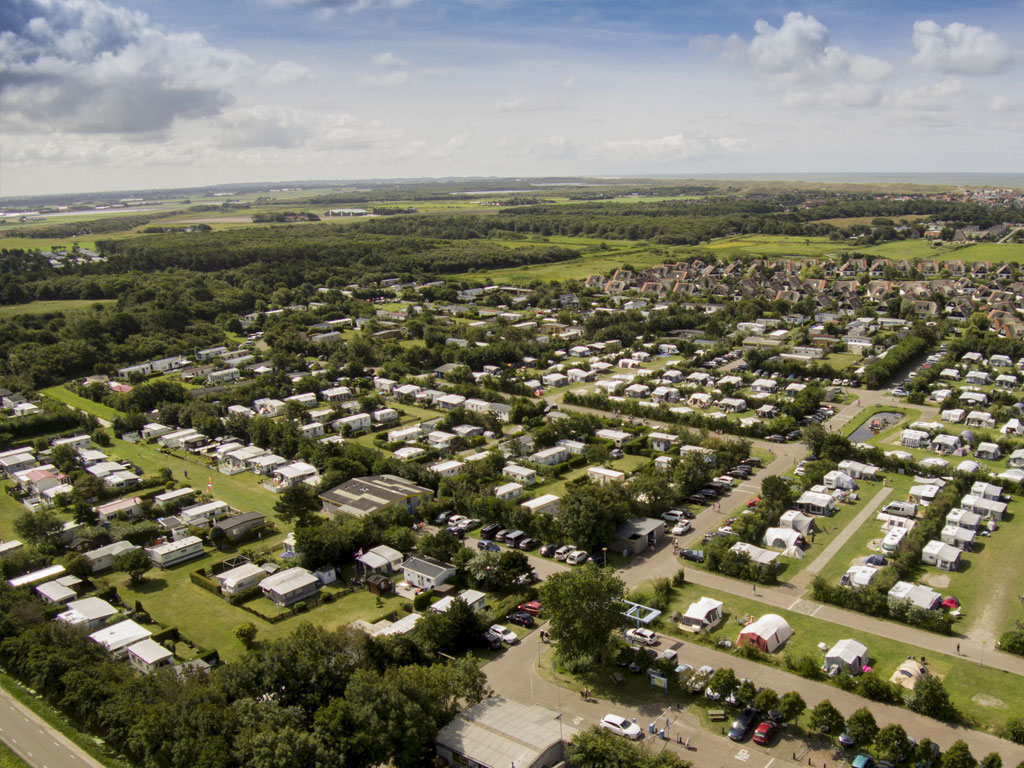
left=652, top=580, right=1024, bottom=732
left=697, top=234, right=850, bottom=257
left=41, top=385, right=124, bottom=423
left=0, top=300, right=116, bottom=320
left=852, top=240, right=964, bottom=260
left=823, top=353, right=861, bottom=372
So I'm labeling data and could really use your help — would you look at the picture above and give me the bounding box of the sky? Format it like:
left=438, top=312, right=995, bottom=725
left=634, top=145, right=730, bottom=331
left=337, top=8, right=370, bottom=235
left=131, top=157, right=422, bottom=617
left=1, top=0, right=1022, bottom=197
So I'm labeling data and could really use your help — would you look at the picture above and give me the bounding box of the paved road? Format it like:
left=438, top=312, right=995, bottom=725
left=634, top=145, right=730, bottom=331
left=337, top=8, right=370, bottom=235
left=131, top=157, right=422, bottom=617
left=484, top=620, right=1024, bottom=765
left=0, top=686, right=107, bottom=768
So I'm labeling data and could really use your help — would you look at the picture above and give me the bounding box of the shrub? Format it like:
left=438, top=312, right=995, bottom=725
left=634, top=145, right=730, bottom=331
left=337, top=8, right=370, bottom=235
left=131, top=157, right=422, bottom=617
left=558, top=651, right=598, bottom=675
left=998, top=630, right=1024, bottom=656
left=412, top=590, right=434, bottom=611
left=672, top=568, right=687, bottom=587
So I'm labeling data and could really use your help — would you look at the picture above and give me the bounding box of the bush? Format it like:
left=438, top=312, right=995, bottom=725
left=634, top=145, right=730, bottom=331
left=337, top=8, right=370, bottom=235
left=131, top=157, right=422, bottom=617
left=412, top=590, right=433, bottom=611
left=672, top=568, right=687, bottom=587
left=557, top=650, right=598, bottom=675
left=998, top=630, right=1024, bottom=656
left=1001, top=717, right=1024, bottom=745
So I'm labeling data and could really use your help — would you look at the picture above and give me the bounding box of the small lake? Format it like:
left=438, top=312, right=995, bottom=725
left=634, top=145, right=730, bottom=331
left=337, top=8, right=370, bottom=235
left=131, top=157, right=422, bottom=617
left=848, top=411, right=904, bottom=443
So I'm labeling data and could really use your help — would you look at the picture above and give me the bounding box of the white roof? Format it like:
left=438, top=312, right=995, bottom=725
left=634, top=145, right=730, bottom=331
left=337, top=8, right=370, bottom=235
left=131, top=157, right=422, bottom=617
left=827, top=638, right=868, bottom=664
left=683, top=597, right=723, bottom=621
left=260, top=567, right=319, bottom=593
left=127, top=637, right=173, bottom=665
left=90, top=619, right=152, bottom=651
left=217, top=563, right=266, bottom=588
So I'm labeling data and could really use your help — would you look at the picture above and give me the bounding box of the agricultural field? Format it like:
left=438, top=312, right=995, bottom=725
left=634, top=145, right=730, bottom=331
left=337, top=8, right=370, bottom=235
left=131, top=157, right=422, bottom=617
left=0, top=300, right=115, bottom=321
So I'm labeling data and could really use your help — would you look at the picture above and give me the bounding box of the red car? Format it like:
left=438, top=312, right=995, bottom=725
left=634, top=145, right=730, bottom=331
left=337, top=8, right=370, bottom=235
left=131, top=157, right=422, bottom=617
left=747, top=498, right=760, bottom=508
left=518, top=600, right=542, bottom=616
left=752, top=721, right=778, bottom=745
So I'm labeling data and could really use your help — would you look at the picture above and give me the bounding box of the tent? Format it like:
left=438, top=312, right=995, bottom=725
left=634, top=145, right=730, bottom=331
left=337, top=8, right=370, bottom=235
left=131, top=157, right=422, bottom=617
left=737, top=614, right=794, bottom=653
left=779, top=510, right=815, bottom=535
left=677, top=597, right=724, bottom=633
left=763, top=527, right=802, bottom=550
left=890, top=659, right=929, bottom=690
left=824, top=638, right=869, bottom=675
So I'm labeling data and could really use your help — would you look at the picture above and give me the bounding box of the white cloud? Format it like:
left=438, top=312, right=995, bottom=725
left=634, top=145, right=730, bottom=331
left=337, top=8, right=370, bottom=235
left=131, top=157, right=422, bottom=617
left=264, top=60, right=311, bottom=85
left=563, top=75, right=580, bottom=90
left=885, top=77, right=963, bottom=111
left=600, top=133, right=747, bottom=161
left=989, top=95, right=1015, bottom=113
left=0, top=0, right=251, bottom=133
left=358, top=70, right=410, bottom=87
left=911, top=20, right=1021, bottom=75
left=495, top=96, right=563, bottom=113
left=371, top=51, right=408, bottom=69
left=263, top=0, right=418, bottom=11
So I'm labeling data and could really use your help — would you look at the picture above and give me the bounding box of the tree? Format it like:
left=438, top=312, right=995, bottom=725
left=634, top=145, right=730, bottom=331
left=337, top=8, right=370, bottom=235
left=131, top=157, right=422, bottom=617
left=735, top=679, right=757, bottom=706
left=234, top=622, right=258, bottom=650
left=979, top=754, right=1002, bottom=768
left=942, top=741, right=977, bottom=768
left=493, top=549, right=533, bottom=590
left=844, top=707, right=878, bottom=747
left=779, top=691, right=806, bottom=723
left=759, top=475, right=796, bottom=515
left=14, top=509, right=63, bottom=548
left=71, top=500, right=98, bottom=526
left=115, top=547, right=151, bottom=585
left=708, top=667, right=738, bottom=700
left=273, top=484, right=321, bottom=527
left=60, top=552, right=92, bottom=581
left=873, top=723, right=910, bottom=762
left=567, top=725, right=692, bottom=768
left=557, top=483, right=628, bottom=553
left=802, top=422, right=827, bottom=457
left=416, top=530, right=461, bottom=563
left=909, top=674, right=959, bottom=721
left=539, top=564, right=625, bottom=667
left=414, top=597, right=488, bottom=655
left=751, top=687, right=779, bottom=715
left=808, top=700, right=844, bottom=738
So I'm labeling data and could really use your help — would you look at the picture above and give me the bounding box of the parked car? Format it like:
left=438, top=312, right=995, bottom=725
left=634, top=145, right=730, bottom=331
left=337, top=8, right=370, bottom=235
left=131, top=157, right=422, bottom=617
left=566, top=549, right=590, bottom=565
left=539, top=543, right=559, bottom=557
left=680, top=549, right=704, bottom=563
left=839, top=732, right=856, bottom=748
left=728, top=707, right=760, bottom=741
left=480, top=523, right=501, bottom=539
left=766, top=434, right=785, bottom=443
left=435, top=511, right=454, bottom=525
left=458, top=518, right=481, bottom=531
left=625, top=627, right=658, bottom=645
left=445, top=526, right=466, bottom=539
left=752, top=721, right=778, bottom=746
left=671, top=521, right=692, bottom=536
left=554, top=545, right=575, bottom=561
left=477, top=539, right=500, bottom=552
left=687, top=494, right=708, bottom=505
left=600, top=714, right=643, bottom=740
left=448, top=514, right=467, bottom=527
left=514, top=569, right=539, bottom=586
left=517, top=600, right=542, bottom=616
left=661, top=509, right=687, bottom=523
left=518, top=537, right=540, bottom=550
left=483, top=629, right=502, bottom=649
left=494, top=529, right=510, bottom=542
left=488, top=625, right=519, bottom=645
left=506, top=611, right=535, bottom=627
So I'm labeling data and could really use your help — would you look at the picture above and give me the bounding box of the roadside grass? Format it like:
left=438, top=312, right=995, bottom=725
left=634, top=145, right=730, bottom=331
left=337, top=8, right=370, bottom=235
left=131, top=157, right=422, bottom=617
left=0, top=300, right=116, bottom=320
left=41, top=386, right=124, bottom=423
left=0, top=670, right=130, bottom=768
left=651, top=581, right=1024, bottom=732
left=0, top=743, right=29, bottom=768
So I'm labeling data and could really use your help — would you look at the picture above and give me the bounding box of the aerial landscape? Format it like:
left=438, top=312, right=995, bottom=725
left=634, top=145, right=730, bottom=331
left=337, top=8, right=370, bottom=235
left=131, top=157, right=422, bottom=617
left=2, top=1, right=1024, bottom=768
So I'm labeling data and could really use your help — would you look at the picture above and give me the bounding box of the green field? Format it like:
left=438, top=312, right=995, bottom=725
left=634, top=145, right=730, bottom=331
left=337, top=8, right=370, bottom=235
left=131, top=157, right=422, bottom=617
left=850, top=239, right=1024, bottom=262
left=698, top=233, right=849, bottom=257
left=0, top=300, right=115, bottom=320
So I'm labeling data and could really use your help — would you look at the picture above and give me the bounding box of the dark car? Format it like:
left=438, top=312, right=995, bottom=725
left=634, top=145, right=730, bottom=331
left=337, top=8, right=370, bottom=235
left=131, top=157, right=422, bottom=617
left=494, top=529, right=510, bottom=542
left=699, top=487, right=719, bottom=499
left=477, top=539, right=500, bottom=552
left=766, top=434, right=785, bottom=443
left=435, top=511, right=454, bottom=525
left=446, top=526, right=466, bottom=539
left=540, top=543, right=559, bottom=557
left=518, top=537, right=540, bottom=551
left=588, top=551, right=607, bottom=566
left=728, top=707, right=760, bottom=742
left=680, top=549, right=705, bottom=563
left=480, top=523, right=501, bottom=539
left=687, top=494, right=709, bottom=505
left=506, top=611, right=535, bottom=627
left=742, top=457, right=763, bottom=467
left=787, top=430, right=803, bottom=441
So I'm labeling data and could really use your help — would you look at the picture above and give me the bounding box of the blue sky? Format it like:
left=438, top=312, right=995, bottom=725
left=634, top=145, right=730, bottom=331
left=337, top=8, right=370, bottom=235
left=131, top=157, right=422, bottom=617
left=1, top=0, right=1022, bottom=195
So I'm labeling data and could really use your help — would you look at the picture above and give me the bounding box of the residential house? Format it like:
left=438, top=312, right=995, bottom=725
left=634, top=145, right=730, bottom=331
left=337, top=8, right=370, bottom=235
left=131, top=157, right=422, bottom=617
left=260, top=568, right=321, bottom=605
left=402, top=557, right=456, bottom=591
left=319, top=475, right=433, bottom=518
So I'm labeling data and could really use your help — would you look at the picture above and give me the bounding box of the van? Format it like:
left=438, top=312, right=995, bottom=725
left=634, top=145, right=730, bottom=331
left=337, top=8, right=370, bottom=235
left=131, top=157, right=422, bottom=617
left=505, top=530, right=526, bottom=548
left=661, top=509, right=686, bottom=523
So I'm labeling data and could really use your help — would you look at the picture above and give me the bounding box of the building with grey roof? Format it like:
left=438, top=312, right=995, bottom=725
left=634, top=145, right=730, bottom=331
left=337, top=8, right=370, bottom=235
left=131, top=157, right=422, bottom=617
left=435, top=696, right=578, bottom=768
left=319, top=475, right=433, bottom=519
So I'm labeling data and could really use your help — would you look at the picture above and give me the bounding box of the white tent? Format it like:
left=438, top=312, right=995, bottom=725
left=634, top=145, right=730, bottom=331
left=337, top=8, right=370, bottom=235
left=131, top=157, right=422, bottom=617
left=824, top=638, right=869, bottom=675
left=763, top=527, right=802, bottom=550
left=779, top=510, right=815, bottom=535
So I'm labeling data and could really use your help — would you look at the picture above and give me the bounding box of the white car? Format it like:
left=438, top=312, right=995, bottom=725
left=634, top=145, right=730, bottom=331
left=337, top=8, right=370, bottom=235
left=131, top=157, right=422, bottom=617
left=625, top=627, right=658, bottom=646
left=671, top=521, right=692, bottom=536
left=554, top=545, right=576, bottom=561
left=566, top=549, right=590, bottom=565
left=600, top=714, right=643, bottom=740
left=488, top=625, right=519, bottom=645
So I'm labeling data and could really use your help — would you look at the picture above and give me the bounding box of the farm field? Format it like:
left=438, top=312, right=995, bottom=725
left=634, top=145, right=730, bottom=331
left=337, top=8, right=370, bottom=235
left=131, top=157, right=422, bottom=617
left=0, top=300, right=115, bottom=320
left=694, top=233, right=851, bottom=257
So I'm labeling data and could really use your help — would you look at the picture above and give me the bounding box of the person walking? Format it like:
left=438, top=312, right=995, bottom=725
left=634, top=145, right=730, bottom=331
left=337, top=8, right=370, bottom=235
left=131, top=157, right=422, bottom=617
left=956, top=643, right=960, bottom=655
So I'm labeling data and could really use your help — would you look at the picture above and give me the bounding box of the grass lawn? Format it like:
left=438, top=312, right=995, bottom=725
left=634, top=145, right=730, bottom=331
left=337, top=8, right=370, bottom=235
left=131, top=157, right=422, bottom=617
left=823, top=353, right=861, bottom=372
left=697, top=234, right=848, bottom=257
left=0, top=743, right=29, bottom=768
left=41, top=385, right=124, bottom=423
left=852, top=240, right=964, bottom=260
left=0, top=490, right=28, bottom=541
left=651, top=581, right=1024, bottom=732
left=0, top=300, right=116, bottom=320
left=841, top=406, right=918, bottom=441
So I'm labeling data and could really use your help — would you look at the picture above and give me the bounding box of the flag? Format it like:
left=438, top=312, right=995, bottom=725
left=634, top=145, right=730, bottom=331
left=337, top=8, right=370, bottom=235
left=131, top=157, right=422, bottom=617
left=207, top=477, right=213, bottom=493
left=355, top=548, right=364, bottom=560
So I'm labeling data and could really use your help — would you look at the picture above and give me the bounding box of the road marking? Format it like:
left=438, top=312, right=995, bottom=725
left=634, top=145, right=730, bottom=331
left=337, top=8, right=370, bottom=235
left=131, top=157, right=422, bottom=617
left=572, top=716, right=584, bottom=726
left=736, top=748, right=751, bottom=761
left=765, top=759, right=775, bottom=768
left=811, top=604, right=823, bottom=616
left=788, top=599, right=802, bottom=610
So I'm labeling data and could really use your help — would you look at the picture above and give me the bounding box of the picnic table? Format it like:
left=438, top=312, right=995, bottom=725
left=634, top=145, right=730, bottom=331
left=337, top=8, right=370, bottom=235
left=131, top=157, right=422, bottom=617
left=708, top=709, right=727, bottom=721
left=610, top=672, right=625, bottom=684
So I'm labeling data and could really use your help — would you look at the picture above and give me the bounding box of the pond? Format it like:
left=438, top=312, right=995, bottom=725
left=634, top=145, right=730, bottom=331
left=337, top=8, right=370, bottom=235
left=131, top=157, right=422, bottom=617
left=848, top=411, right=905, bottom=443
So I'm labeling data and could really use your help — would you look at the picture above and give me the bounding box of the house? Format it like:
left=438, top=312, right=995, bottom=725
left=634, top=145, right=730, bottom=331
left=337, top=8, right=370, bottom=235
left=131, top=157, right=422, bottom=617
left=90, top=619, right=152, bottom=658
left=260, top=567, right=321, bottom=605
left=824, top=638, right=869, bottom=675
left=718, top=397, right=747, bottom=413
left=841, top=565, right=878, bottom=588
left=795, top=491, right=836, bottom=516
left=358, top=545, right=405, bottom=574
left=428, top=459, right=464, bottom=478
left=737, top=614, right=794, bottom=653
left=431, top=589, right=488, bottom=614
left=970, top=481, right=1003, bottom=501
left=94, top=496, right=143, bottom=523
left=320, top=475, right=433, bottom=518
left=594, top=428, right=631, bottom=447
left=966, top=411, right=995, bottom=429
left=677, top=597, right=724, bottom=634
left=729, top=542, right=780, bottom=566
left=426, top=430, right=457, bottom=449
left=216, top=563, right=267, bottom=595
left=975, top=442, right=1001, bottom=461
left=836, top=460, right=878, bottom=481
left=212, top=511, right=266, bottom=543
left=127, top=638, right=174, bottom=675
left=888, top=581, right=941, bottom=610
left=57, top=597, right=119, bottom=629
left=84, top=541, right=139, bottom=572
left=750, top=378, right=778, bottom=394
left=647, top=432, right=678, bottom=453
left=587, top=466, right=626, bottom=486
left=435, top=696, right=577, bottom=768
left=1010, top=448, right=1024, bottom=468
left=502, top=464, right=538, bottom=486
left=922, top=540, right=961, bottom=571
left=402, top=556, right=456, bottom=590
left=823, top=470, right=857, bottom=491
left=520, top=494, right=560, bottom=516
left=494, top=482, right=523, bottom=501
left=530, top=446, right=568, bottom=466
left=610, top=517, right=665, bottom=556
left=146, top=536, right=204, bottom=568
left=179, top=500, right=228, bottom=528
left=336, top=412, right=372, bottom=433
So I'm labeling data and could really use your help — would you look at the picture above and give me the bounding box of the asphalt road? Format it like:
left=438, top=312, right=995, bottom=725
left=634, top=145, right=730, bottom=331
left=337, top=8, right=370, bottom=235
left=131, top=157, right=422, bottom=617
left=0, top=686, right=107, bottom=768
